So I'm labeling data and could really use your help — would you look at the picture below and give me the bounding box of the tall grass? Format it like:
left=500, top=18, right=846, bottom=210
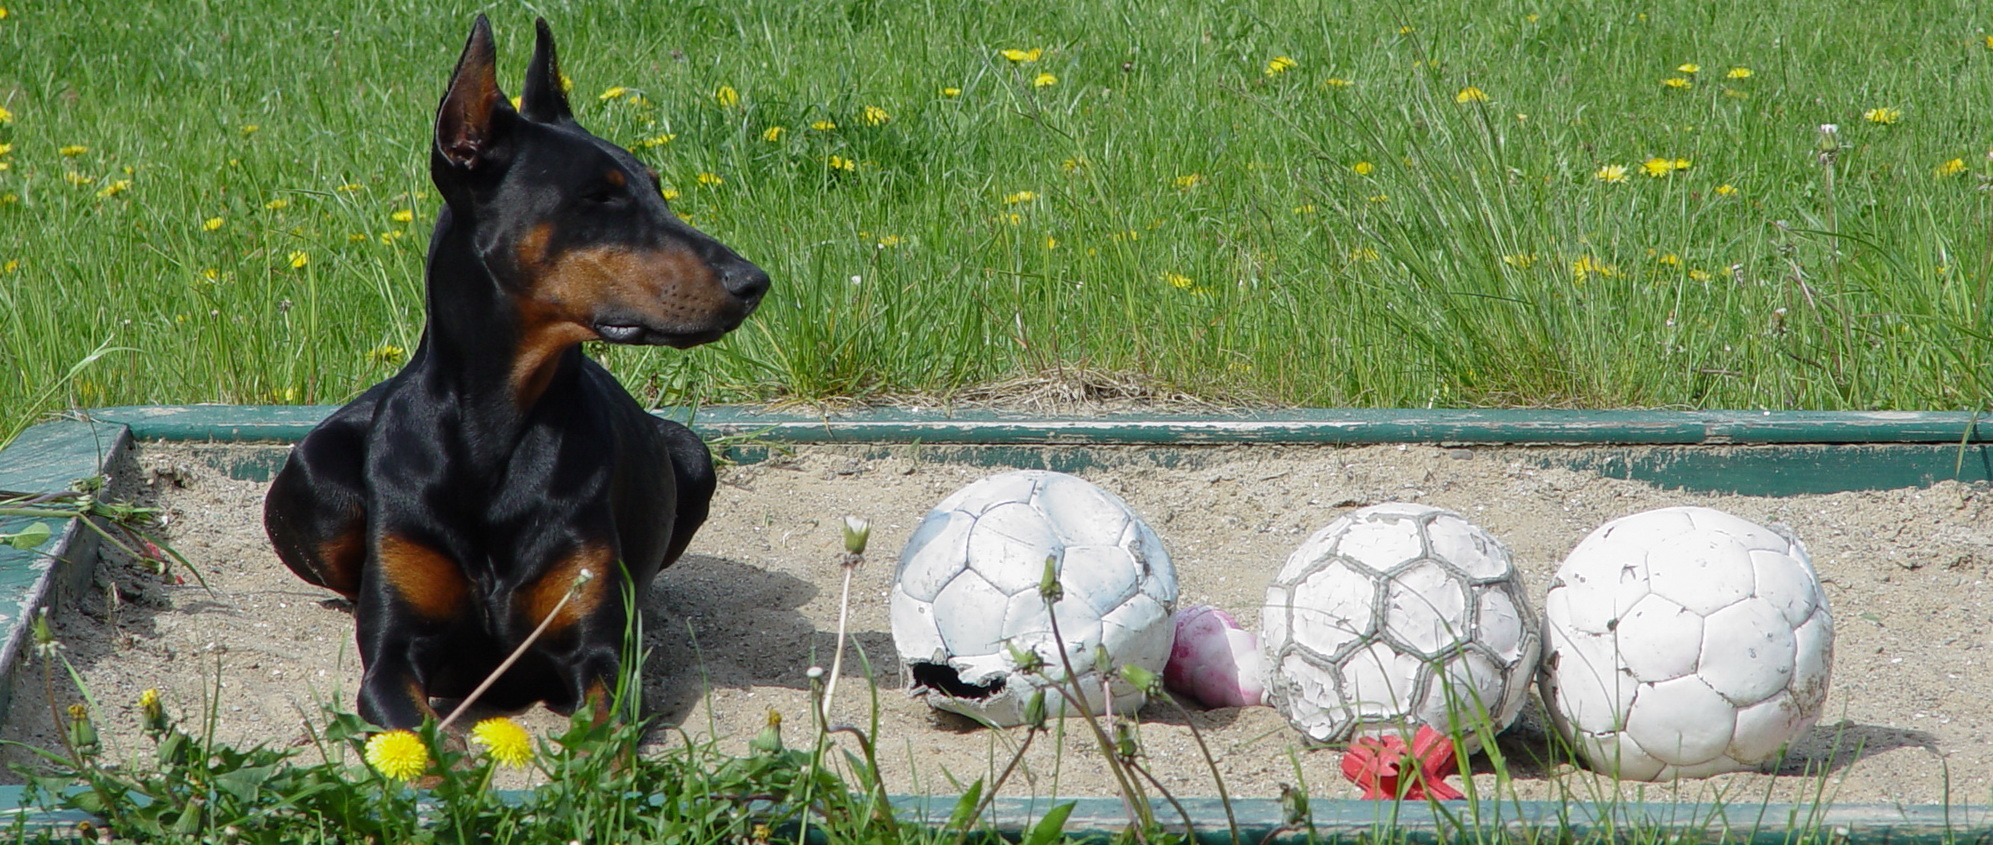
left=0, top=0, right=1989, bottom=437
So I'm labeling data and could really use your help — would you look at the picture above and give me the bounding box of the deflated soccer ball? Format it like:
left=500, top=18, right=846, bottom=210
left=1262, top=503, right=1539, bottom=751
left=889, top=470, right=1177, bottom=726
left=1540, top=506, right=1834, bottom=780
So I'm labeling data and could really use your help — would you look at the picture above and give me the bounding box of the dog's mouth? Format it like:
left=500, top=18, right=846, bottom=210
left=593, top=321, right=731, bottom=349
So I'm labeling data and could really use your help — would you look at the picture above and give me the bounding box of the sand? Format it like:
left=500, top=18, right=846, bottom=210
left=3, top=440, right=1987, bottom=809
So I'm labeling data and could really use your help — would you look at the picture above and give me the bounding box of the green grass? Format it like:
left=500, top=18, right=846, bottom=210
left=1, top=0, right=1991, bottom=441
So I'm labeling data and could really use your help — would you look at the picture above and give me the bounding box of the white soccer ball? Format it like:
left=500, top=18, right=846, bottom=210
left=1261, top=503, right=1540, bottom=751
left=1540, top=506, right=1834, bottom=780
left=890, top=470, right=1177, bottom=726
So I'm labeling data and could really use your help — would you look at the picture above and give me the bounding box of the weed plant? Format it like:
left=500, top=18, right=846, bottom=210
left=1, top=1, right=1991, bottom=441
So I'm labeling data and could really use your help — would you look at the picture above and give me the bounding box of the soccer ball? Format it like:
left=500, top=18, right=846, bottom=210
left=1261, top=503, right=1539, bottom=751
left=1540, top=506, right=1834, bottom=780
left=889, top=470, right=1178, bottom=726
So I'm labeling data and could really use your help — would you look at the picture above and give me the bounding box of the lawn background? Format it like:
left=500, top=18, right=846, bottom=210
left=1, top=0, right=1990, bottom=445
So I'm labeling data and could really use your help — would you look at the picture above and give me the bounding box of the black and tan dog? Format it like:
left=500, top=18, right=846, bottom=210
left=263, top=16, right=768, bottom=729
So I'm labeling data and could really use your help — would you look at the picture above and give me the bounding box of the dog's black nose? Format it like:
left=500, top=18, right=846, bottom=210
left=724, top=261, right=770, bottom=307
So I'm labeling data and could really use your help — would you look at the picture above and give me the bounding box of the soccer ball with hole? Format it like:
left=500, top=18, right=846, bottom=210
left=889, top=470, right=1177, bottom=726
left=1261, top=503, right=1539, bottom=751
left=1540, top=506, right=1833, bottom=780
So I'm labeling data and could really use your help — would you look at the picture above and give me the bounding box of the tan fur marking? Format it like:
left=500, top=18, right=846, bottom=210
left=377, top=534, right=468, bottom=621
left=603, top=169, right=626, bottom=188
left=524, top=545, right=612, bottom=634
left=314, top=525, right=367, bottom=599
left=507, top=241, right=738, bottom=407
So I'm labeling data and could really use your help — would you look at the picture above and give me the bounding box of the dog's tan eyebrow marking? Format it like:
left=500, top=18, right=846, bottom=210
left=603, top=169, right=626, bottom=188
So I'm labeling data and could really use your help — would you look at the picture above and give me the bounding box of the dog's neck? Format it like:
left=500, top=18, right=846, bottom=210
left=409, top=205, right=585, bottom=445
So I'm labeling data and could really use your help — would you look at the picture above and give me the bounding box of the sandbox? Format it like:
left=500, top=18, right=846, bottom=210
left=0, top=406, right=1987, bottom=838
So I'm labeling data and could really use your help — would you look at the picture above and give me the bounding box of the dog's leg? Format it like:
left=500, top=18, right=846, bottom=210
left=264, top=388, right=387, bottom=598
left=654, top=417, right=715, bottom=567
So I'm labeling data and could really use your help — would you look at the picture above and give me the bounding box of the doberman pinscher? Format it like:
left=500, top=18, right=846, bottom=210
left=262, top=15, right=768, bottom=730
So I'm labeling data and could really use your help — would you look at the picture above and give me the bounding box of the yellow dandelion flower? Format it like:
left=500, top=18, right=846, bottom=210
left=200, top=267, right=217, bottom=280
left=811, top=120, right=838, bottom=131
left=0, top=105, right=12, bottom=124
left=509, top=95, right=523, bottom=110
left=0, top=9, right=7, bottom=20
left=390, top=209, right=414, bottom=223
left=470, top=717, right=534, bottom=768
left=624, top=95, right=653, bottom=108
left=1003, top=190, right=1036, bottom=204
left=364, top=730, right=429, bottom=781
left=1032, top=73, right=1057, bottom=88
left=288, top=251, right=309, bottom=269
left=633, top=133, right=676, bottom=149
left=1937, top=158, right=1967, bottom=177
left=1595, top=164, right=1628, bottom=183
left=1000, top=48, right=1043, bottom=64
left=201, top=217, right=225, bottom=232
left=2, top=259, right=16, bottom=273
left=1367, top=193, right=1390, bottom=203
left=1570, top=255, right=1618, bottom=282
left=1292, top=204, right=1316, bottom=214
left=861, top=106, right=891, bottom=126
left=696, top=172, right=724, bottom=186
left=1265, top=56, right=1297, bottom=76
left=240, top=124, right=260, bottom=136
left=1715, top=183, right=1737, bottom=196
left=875, top=234, right=903, bottom=248
left=1985, top=35, right=1993, bottom=50
left=0, top=161, right=9, bottom=171
left=1043, top=236, right=1058, bottom=250
left=337, top=183, right=362, bottom=192
left=97, top=179, right=131, bottom=198
left=1642, top=157, right=1675, bottom=178
left=1501, top=253, right=1537, bottom=269
left=1657, top=253, right=1681, bottom=266
left=1347, top=246, right=1379, bottom=263
left=1662, top=77, right=1692, bottom=89
left=64, top=171, right=91, bottom=186
left=1525, top=13, right=1539, bottom=22
left=1398, top=25, right=1415, bottom=34
left=825, top=155, right=857, bottom=171
left=1726, top=67, right=1753, bottom=79
left=379, top=230, right=404, bottom=244
left=1455, top=86, right=1489, bottom=103
left=942, top=87, right=961, bottom=97
left=660, top=187, right=680, bottom=201
left=598, top=86, right=630, bottom=101
left=1323, top=77, right=1353, bottom=88
left=1677, top=63, right=1700, bottom=74
left=1173, top=173, right=1203, bottom=190
left=0, top=143, right=10, bottom=156
left=715, top=85, right=739, bottom=108
left=1110, top=229, right=1140, bottom=241
left=0, top=193, right=15, bottom=205
left=1688, top=268, right=1712, bottom=282
left=59, top=145, right=87, bottom=157
left=366, top=345, right=406, bottom=365
left=1863, top=106, right=1901, bottom=124
left=1060, top=156, right=1087, bottom=171
left=999, top=212, right=1021, bottom=225
left=1162, top=272, right=1194, bottom=289
left=762, top=126, right=785, bottom=142
left=265, top=198, right=290, bottom=211
left=1672, top=158, right=1691, bottom=171
left=1352, top=161, right=1374, bottom=175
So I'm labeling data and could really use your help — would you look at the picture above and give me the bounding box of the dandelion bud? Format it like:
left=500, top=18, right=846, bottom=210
left=67, top=703, right=99, bottom=758
left=841, top=516, right=871, bottom=555
left=1118, top=663, right=1162, bottom=696
left=1023, top=689, right=1048, bottom=728
left=139, top=688, right=169, bottom=736
left=750, top=710, right=784, bottom=756
left=1037, top=555, right=1063, bottom=602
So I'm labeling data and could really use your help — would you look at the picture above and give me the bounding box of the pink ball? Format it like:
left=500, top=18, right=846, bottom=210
left=1164, top=605, right=1267, bottom=709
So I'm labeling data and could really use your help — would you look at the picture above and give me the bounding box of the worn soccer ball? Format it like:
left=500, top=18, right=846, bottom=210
left=889, top=470, right=1177, bottom=726
left=1261, top=503, right=1539, bottom=751
left=1540, top=506, right=1834, bottom=780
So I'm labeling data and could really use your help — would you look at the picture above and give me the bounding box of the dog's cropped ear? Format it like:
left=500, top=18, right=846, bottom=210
left=519, top=18, right=573, bottom=124
left=435, top=14, right=516, bottom=171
